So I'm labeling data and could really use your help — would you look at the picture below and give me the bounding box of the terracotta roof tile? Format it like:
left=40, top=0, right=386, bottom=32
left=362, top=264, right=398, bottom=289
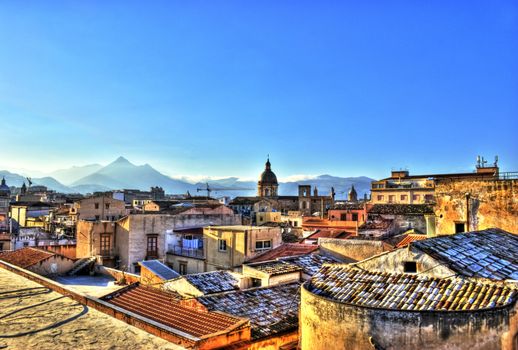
left=246, top=261, right=302, bottom=276
left=308, top=265, right=518, bottom=311
left=247, top=243, right=318, bottom=263
left=0, top=248, right=55, bottom=268
left=281, top=254, right=340, bottom=276
left=102, top=285, right=244, bottom=338
left=197, top=283, right=300, bottom=340
left=368, top=204, right=434, bottom=215
left=396, top=234, right=428, bottom=248
left=412, top=228, right=518, bottom=280
left=303, top=229, right=353, bottom=241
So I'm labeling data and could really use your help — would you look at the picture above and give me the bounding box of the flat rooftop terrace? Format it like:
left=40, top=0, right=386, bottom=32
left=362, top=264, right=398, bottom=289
left=53, top=274, right=124, bottom=298
left=0, top=268, right=183, bottom=350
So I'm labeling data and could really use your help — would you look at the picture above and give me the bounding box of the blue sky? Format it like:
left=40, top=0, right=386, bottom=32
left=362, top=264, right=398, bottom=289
left=0, top=1, right=517, bottom=180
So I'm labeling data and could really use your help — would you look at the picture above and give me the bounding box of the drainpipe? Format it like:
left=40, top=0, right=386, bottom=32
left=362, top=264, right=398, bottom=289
left=465, top=193, right=470, bottom=232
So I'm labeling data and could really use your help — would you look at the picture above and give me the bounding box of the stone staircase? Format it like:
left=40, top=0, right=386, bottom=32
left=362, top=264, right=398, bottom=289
left=68, top=256, right=96, bottom=276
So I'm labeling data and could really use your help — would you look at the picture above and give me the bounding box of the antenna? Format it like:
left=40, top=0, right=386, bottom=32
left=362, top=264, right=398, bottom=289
left=26, top=177, right=32, bottom=187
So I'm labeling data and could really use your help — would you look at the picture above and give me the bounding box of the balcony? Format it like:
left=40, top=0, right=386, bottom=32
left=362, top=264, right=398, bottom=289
left=167, top=244, right=205, bottom=259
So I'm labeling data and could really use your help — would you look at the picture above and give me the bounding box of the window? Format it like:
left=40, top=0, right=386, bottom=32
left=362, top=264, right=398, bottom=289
left=377, top=195, right=384, bottom=201
left=388, top=195, right=395, bottom=203
left=95, top=215, right=100, bottom=221
left=133, top=262, right=141, bottom=274
left=424, top=194, right=434, bottom=202
left=340, top=213, right=347, bottom=221
left=404, top=261, right=417, bottom=273
left=146, top=235, right=158, bottom=257
left=218, top=239, right=227, bottom=251
left=94, top=203, right=99, bottom=209
left=0, top=243, right=3, bottom=251
left=412, top=194, right=420, bottom=201
left=400, top=195, right=408, bottom=201
left=100, top=234, right=111, bottom=256
left=23, top=242, right=29, bottom=247
left=455, top=223, right=465, bottom=233
left=105, top=203, right=110, bottom=209
left=255, top=240, right=272, bottom=251
left=179, top=262, right=187, bottom=275
left=352, top=213, right=358, bottom=221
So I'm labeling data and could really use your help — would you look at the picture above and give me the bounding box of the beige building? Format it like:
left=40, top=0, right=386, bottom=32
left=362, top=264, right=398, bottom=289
left=203, top=225, right=282, bottom=271
left=370, top=162, right=500, bottom=205
left=71, top=195, right=126, bottom=222
left=255, top=211, right=281, bottom=225
left=76, top=220, right=117, bottom=267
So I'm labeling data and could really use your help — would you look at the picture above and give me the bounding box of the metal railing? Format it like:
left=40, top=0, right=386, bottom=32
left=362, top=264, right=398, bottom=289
left=167, top=244, right=205, bottom=259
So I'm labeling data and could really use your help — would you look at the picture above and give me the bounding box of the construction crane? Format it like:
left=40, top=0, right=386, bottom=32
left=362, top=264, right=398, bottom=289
left=196, top=183, right=253, bottom=198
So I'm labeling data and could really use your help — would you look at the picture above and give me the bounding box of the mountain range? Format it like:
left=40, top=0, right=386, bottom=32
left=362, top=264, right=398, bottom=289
left=0, top=156, right=374, bottom=198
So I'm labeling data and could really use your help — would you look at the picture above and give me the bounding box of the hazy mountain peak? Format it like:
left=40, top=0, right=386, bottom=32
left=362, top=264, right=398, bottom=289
left=111, top=156, right=132, bottom=165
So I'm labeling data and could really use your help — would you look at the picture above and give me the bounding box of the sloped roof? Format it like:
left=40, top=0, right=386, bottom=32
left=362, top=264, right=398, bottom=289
left=412, top=228, right=518, bottom=280
left=303, top=229, right=353, bottom=241
left=246, top=261, right=302, bottom=276
left=0, top=248, right=56, bottom=268
left=368, top=204, right=434, bottom=215
left=307, top=265, right=517, bottom=311
left=281, top=254, right=341, bottom=276
left=395, top=233, right=428, bottom=248
left=139, top=260, right=180, bottom=280
left=197, top=283, right=300, bottom=340
left=102, top=285, right=245, bottom=338
left=184, top=271, right=239, bottom=295
left=247, top=243, right=318, bottom=263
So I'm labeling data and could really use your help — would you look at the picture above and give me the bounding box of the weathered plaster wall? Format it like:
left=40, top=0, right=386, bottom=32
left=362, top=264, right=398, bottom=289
left=29, top=255, right=75, bottom=276
left=166, top=254, right=206, bottom=274
left=354, top=247, right=455, bottom=278
left=318, top=238, right=392, bottom=262
left=300, top=285, right=518, bottom=350
left=434, top=179, right=518, bottom=235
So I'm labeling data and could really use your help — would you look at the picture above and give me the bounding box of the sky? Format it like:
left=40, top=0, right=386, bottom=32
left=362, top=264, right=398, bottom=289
left=0, top=1, right=517, bottom=180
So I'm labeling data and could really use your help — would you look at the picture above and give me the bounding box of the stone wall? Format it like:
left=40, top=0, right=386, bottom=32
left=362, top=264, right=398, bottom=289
left=318, top=238, right=392, bottom=262
left=354, top=246, right=455, bottom=278
left=434, top=179, right=518, bottom=235
left=300, top=284, right=518, bottom=350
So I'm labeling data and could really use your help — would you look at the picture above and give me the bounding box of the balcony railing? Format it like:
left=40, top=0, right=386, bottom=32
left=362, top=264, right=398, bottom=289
left=167, top=244, right=205, bottom=259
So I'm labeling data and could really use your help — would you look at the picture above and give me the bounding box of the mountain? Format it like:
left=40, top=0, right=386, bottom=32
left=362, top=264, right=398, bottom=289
left=32, top=177, right=75, bottom=194
left=72, top=156, right=197, bottom=194
left=195, top=175, right=374, bottom=199
left=49, top=164, right=102, bottom=185
left=279, top=175, right=373, bottom=199
left=2, top=157, right=376, bottom=197
left=0, top=170, right=77, bottom=193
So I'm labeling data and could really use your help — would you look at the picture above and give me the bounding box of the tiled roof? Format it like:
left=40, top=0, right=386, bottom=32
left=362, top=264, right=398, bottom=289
left=0, top=248, right=55, bottom=268
left=139, top=260, right=180, bottom=280
left=229, top=197, right=263, bottom=205
left=412, top=228, right=518, bottom=280
left=102, top=285, right=245, bottom=338
left=185, top=271, right=239, bottom=295
left=303, top=229, right=353, bottom=240
left=395, top=233, right=428, bottom=248
left=246, top=261, right=302, bottom=276
left=331, top=203, right=365, bottom=210
left=359, top=219, right=393, bottom=230
left=197, top=283, right=300, bottom=340
left=247, top=243, right=318, bottom=263
left=368, top=204, right=434, bottom=215
left=281, top=254, right=340, bottom=276
left=307, top=265, right=518, bottom=311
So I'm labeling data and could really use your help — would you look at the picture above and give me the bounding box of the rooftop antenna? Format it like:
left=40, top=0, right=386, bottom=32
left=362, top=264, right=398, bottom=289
left=26, top=177, right=32, bottom=187
left=494, top=155, right=499, bottom=167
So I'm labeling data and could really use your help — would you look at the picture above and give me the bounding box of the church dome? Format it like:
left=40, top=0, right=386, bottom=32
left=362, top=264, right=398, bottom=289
left=0, top=177, right=10, bottom=196
left=259, top=158, right=278, bottom=185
